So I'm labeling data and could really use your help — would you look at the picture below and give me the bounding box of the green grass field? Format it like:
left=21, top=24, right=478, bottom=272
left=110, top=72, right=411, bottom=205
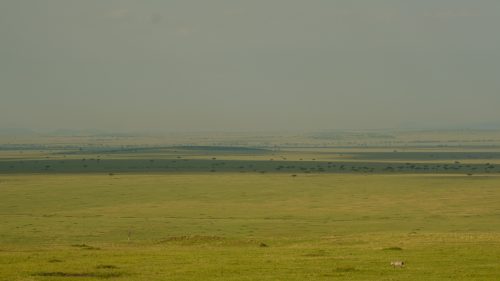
left=1, top=141, right=500, bottom=280
left=1, top=171, right=500, bottom=280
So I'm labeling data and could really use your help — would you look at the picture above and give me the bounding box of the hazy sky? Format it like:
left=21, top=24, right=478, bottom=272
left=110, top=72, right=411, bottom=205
left=1, top=0, right=499, bottom=132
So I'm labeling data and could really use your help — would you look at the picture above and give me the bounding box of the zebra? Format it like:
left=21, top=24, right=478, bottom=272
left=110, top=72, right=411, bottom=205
left=390, top=261, right=405, bottom=268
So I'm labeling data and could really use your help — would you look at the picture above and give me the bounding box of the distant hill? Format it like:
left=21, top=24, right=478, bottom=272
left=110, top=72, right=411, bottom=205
left=0, top=128, right=37, bottom=136
left=48, top=129, right=107, bottom=137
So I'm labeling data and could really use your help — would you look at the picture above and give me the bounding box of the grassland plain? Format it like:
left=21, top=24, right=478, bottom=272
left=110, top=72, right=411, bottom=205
left=1, top=172, right=500, bottom=280
left=0, top=158, right=498, bottom=174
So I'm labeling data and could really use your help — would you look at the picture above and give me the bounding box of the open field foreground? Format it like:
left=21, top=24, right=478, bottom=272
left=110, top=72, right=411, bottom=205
left=1, top=173, right=499, bottom=280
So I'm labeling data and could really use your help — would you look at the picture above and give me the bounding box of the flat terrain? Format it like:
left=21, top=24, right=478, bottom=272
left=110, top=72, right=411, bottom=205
left=1, top=140, right=500, bottom=280
left=1, top=173, right=500, bottom=280
left=1, top=146, right=500, bottom=174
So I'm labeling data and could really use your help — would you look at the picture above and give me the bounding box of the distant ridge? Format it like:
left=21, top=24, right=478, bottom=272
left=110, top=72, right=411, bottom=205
left=0, top=128, right=37, bottom=136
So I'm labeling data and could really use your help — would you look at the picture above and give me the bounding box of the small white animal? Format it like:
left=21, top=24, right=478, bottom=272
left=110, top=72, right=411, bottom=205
left=390, top=261, right=405, bottom=268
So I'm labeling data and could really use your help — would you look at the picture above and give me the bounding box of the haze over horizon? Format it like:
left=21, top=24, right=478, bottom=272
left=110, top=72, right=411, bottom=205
left=1, top=0, right=499, bottom=132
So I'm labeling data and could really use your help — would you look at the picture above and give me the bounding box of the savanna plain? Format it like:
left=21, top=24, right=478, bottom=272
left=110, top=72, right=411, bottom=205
left=1, top=131, right=500, bottom=280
